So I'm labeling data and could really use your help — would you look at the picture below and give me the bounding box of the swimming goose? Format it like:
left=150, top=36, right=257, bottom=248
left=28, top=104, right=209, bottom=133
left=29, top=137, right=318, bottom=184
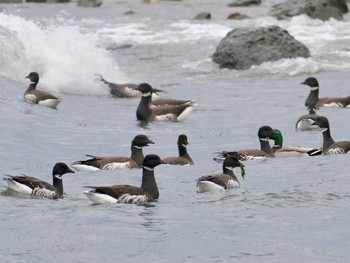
left=72, top=134, right=154, bottom=172
left=163, top=134, right=194, bottom=165
left=301, top=77, right=350, bottom=108
left=96, top=74, right=163, bottom=98
left=295, top=106, right=320, bottom=131
left=135, top=83, right=196, bottom=122
left=312, top=116, right=350, bottom=155
left=97, top=75, right=193, bottom=106
left=83, top=154, right=166, bottom=204
left=197, top=156, right=245, bottom=193
left=272, top=129, right=322, bottom=157
left=214, top=126, right=277, bottom=162
left=3, top=163, right=74, bottom=199
left=24, top=72, right=61, bottom=109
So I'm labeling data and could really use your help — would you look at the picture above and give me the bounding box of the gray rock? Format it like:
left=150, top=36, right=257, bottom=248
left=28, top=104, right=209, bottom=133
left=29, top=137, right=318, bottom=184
left=227, top=0, right=261, bottom=7
left=194, top=12, right=211, bottom=20
left=271, top=0, right=348, bottom=18
left=77, top=0, right=102, bottom=7
left=212, top=26, right=310, bottom=70
left=310, top=6, right=344, bottom=20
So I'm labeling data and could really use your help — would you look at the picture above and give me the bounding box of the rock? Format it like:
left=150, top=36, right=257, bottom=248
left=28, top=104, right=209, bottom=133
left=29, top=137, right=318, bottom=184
left=310, top=6, right=344, bottom=20
left=77, top=0, right=102, bottom=7
left=212, top=26, right=310, bottom=70
left=194, top=12, right=211, bottom=20
left=271, top=0, right=348, bottom=18
left=227, top=12, right=250, bottom=20
left=227, top=0, right=261, bottom=7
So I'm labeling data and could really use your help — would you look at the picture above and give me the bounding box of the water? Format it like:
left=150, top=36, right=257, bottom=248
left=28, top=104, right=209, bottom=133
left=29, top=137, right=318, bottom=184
left=0, top=0, right=350, bottom=262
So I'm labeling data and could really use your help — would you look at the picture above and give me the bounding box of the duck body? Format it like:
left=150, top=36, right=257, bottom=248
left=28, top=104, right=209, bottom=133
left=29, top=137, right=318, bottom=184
left=312, top=116, right=350, bottom=155
left=24, top=72, right=61, bottom=109
left=301, top=77, right=350, bottom=108
left=197, top=156, right=245, bottom=193
left=272, top=129, right=322, bottom=157
left=214, top=126, right=277, bottom=162
left=83, top=154, right=165, bottom=204
left=136, top=83, right=195, bottom=122
left=163, top=134, right=194, bottom=165
left=72, top=134, right=154, bottom=172
left=3, top=163, right=74, bottom=199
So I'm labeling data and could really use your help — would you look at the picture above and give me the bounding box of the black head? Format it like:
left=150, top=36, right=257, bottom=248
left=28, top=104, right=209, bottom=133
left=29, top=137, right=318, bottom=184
left=177, top=134, right=189, bottom=146
left=136, top=83, right=153, bottom=95
left=132, top=134, right=154, bottom=147
left=301, top=77, right=319, bottom=88
left=223, top=156, right=243, bottom=169
left=143, top=154, right=167, bottom=168
left=52, top=162, right=75, bottom=178
left=26, top=72, right=40, bottom=83
left=258, top=126, right=276, bottom=140
left=223, top=156, right=245, bottom=179
left=312, top=116, right=330, bottom=129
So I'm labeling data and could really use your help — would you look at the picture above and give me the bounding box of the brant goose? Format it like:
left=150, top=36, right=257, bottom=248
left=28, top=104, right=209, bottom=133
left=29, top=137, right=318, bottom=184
left=312, top=116, right=350, bottom=155
left=272, top=129, right=322, bottom=157
left=295, top=106, right=320, bottom=131
left=135, top=83, right=196, bottom=122
left=96, top=75, right=193, bottom=106
left=72, top=134, right=154, bottom=172
left=96, top=74, right=163, bottom=98
left=197, top=156, right=245, bottom=193
left=163, top=134, right=194, bottom=165
left=83, top=154, right=166, bottom=204
left=3, top=163, right=74, bottom=199
left=301, top=77, right=350, bottom=108
left=214, top=126, right=277, bottom=162
left=24, top=72, right=61, bottom=109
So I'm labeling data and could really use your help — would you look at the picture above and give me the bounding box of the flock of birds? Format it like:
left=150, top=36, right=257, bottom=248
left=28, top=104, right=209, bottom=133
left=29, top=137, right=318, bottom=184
left=3, top=72, right=350, bottom=205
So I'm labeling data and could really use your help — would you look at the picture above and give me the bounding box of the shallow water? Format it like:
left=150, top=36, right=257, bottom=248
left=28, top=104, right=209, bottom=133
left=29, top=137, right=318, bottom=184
left=0, top=0, right=350, bottom=262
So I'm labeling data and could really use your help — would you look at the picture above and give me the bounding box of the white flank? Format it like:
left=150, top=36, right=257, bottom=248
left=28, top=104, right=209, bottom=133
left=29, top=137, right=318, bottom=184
left=32, top=187, right=56, bottom=199
left=72, top=164, right=101, bottom=172
left=24, top=94, right=37, bottom=104
left=118, top=194, right=148, bottom=204
left=125, top=87, right=141, bottom=97
left=177, top=106, right=193, bottom=122
left=83, top=191, right=118, bottom=204
left=226, top=180, right=240, bottom=189
left=155, top=113, right=177, bottom=122
left=102, top=162, right=130, bottom=170
left=322, top=102, right=343, bottom=108
left=5, top=178, right=32, bottom=194
left=296, top=119, right=319, bottom=131
left=38, top=98, right=60, bottom=109
left=197, top=181, right=224, bottom=193
left=327, top=148, right=345, bottom=155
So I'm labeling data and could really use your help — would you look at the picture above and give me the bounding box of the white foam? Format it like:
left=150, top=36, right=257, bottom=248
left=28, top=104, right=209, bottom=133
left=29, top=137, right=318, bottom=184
left=0, top=13, right=127, bottom=95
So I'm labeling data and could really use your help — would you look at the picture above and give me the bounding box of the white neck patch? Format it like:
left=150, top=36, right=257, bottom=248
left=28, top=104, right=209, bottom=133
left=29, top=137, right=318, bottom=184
left=310, top=87, right=319, bottom=91
left=133, top=145, right=143, bottom=150
left=30, top=82, right=36, bottom=85
left=142, top=92, right=151, bottom=97
left=54, top=175, right=62, bottom=180
left=143, top=166, right=154, bottom=172
left=259, top=137, right=270, bottom=142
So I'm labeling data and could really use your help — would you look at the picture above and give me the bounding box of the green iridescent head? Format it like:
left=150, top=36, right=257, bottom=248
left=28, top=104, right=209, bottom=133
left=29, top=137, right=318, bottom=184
left=272, top=129, right=283, bottom=147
